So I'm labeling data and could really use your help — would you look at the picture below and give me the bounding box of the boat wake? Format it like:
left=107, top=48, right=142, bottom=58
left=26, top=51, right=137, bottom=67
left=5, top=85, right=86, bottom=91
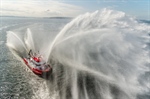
left=6, top=9, right=150, bottom=99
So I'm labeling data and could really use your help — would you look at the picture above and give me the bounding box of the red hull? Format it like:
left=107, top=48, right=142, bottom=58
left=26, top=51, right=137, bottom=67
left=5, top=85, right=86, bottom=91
left=23, top=58, right=52, bottom=77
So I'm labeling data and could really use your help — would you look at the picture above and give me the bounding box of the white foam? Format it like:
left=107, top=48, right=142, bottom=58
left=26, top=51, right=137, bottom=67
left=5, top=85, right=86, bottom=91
left=48, top=9, right=150, bottom=99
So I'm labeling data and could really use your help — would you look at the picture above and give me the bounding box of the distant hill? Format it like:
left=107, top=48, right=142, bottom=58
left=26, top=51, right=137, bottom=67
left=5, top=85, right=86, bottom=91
left=138, top=19, right=150, bottom=24
left=45, top=17, right=72, bottom=19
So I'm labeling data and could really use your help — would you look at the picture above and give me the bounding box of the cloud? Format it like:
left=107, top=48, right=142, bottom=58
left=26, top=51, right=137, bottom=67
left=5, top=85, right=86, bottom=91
left=0, top=0, right=84, bottom=17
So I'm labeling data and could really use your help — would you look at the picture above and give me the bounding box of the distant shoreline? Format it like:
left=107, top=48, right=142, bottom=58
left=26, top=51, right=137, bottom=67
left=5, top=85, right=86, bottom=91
left=0, top=16, right=73, bottom=19
left=1, top=16, right=149, bottom=22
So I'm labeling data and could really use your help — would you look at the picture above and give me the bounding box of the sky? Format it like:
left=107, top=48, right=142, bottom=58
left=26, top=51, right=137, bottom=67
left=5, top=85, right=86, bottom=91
left=0, top=0, right=149, bottom=20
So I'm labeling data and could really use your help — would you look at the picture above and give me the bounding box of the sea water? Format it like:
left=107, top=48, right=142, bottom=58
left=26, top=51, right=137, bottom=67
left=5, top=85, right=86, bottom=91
left=1, top=9, right=150, bottom=99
